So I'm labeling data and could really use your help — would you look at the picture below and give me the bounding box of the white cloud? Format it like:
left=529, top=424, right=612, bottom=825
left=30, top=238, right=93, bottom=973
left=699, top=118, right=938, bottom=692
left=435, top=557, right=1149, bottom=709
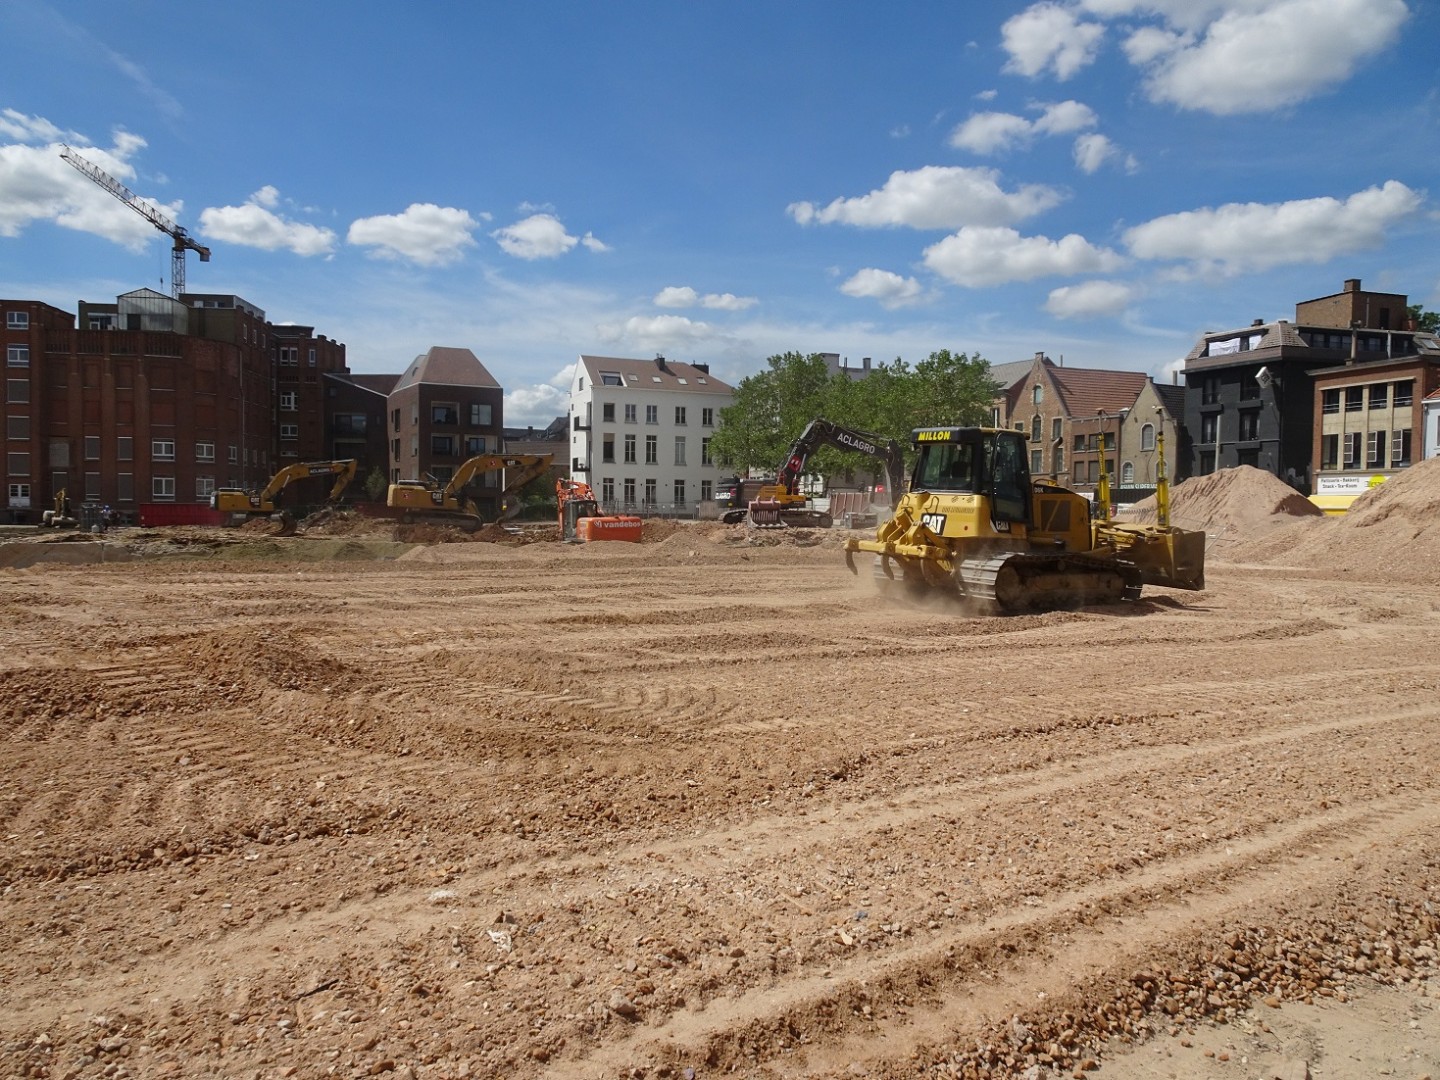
left=655, top=285, right=757, bottom=311
left=580, top=231, right=610, bottom=253
left=596, top=314, right=719, bottom=352
left=492, top=212, right=584, bottom=260
left=348, top=203, right=478, bottom=266
left=1072, top=133, right=1118, bottom=173
left=923, top=225, right=1126, bottom=287
left=839, top=268, right=926, bottom=309
left=1001, top=3, right=1106, bottom=80
left=200, top=188, right=336, bottom=256
left=0, top=109, right=69, bottom=143
left=950, top=100, right=1098, bottom=155
left=1045, top=279, right=1134, bottom=318
left=1123, top=181, right=1423, bottom=276
left=1120, top=0, right=1410, bottom=115
left=788, top=165, right=1064, bottom=230
left=505, top=366, right=574, bottom=427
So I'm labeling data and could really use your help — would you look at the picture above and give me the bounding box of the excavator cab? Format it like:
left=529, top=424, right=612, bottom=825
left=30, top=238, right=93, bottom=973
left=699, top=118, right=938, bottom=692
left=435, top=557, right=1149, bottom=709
left=560, top=494, right=602, bottom=541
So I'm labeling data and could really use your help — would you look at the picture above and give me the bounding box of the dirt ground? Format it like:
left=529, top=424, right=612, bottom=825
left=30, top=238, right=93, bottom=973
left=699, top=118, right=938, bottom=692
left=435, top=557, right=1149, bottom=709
left=3, top=465, right=1440, bottom=1080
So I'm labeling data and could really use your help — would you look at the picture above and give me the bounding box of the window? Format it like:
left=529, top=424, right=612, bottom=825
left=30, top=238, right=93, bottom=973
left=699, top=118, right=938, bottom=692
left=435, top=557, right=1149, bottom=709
left=152, top=476, right=175, bottom=499
left=279, top=391, right=298, bottom=411
left=84, top=436, right=101, bottom=460
left=279, top=346, right=298, bottom=366
left=334, top=413, right=367, bottom=435
left=431, top=434, right=456, bottom=455
left=624, top=435, right=636, bottom=464
left=1030, top=414, right=1041, bottom=441
left=603, top=435, right=616, bottom=463
left=6, top=416, right=28, bottom=440
left=644, top=478, right=657, bottom=507
left=432, top=403, right=459, bottom=425
left=701, top=437, right=712, bottom=466
left=674, top=437, right=686, bottom=466
left=469, top=403, right=492, bottom=426
left=1052, top=446, right=1063, bottom=474
left=195, top=476, right=215, bottom=498
left=6, top=379, right=29, bottom=403
left=578, top=378, right=585, bottom=391
left=1122, top=461, right=1135, bottom=484
left=7, top=345, right=29, bottom=368
left=701, top=480, right=713, bottom=501
left=1344, top=387, right=1363, bottom=412
left=602, top=477, right=615, bottom=503
left=196, top=441, right=215, bottom=461
left=645, top=435, right=658, bottom=464
left=1321, top=434, right=1339, bottom=469
left=1369, top=384, right=1388, bottom=410
left=8, top=482, right=31, bottom=502
left=7, top=311, right=28, bottom=329
left=1238, top=411, right=1259, bottom=441
left=602, top=403, right=615, bottom=423
left=645, top=405, right=658, bottom=424
left=228, top=445, right=238, bottom=464
left=280, top=424, right=299, bottom=439
left=6, top=452, right=29, bottom=475
left=152, top=439, right=175, bottom=460
left=673, top=479, right=686, bottom=506
left=464, top=436, right=487, bottom=455
left=308, top=348, right=316, bottom=367
left=1392, top=428, right=1412, bottom=467
left=1050, top=417, right=1062, bottom=442
left=623, top=477, right=636, bottom=507
left=624, top=404, right=637, bottom=423
left=1322, top=390, right=1341, bottom=415
left=1367, top=430, right=1386, bottom=467
left=1201, top=377, right=1220, bottom=405
left=1140, top=423, right=1155, bottom=451
left=601, top=372, right=623, bottom=386
left=1073, top=434, right=1087, bottom=452
left=702, top=408, right=714, bottom=426
left=1343, top=431, right=1360, bottom=468
left=1393, top=381, right=1414, bottom=408
left=1200, top=415, right=1217, bottom=443
left=117, top=473, right=133, bottom=502
left=675, top=406, right=687, bottom=425
left=1032, top=385, right=1043, bottom=405
left=1030, top=449, right=1042, bottom=473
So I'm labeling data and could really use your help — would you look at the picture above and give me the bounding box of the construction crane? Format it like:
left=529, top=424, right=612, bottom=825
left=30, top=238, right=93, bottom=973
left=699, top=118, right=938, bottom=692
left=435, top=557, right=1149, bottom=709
left=60, top=145, right=211, bottom=298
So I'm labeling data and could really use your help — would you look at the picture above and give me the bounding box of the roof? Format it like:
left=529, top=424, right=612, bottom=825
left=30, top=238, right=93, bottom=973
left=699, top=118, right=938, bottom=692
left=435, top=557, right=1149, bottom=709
left=1184, top=320, right=1309, bottom=361
left=1048, top=366, right=1148, bottom=418
left=578, top=354, right=734, bottom=393
left=989, top=356, right=1044, bottom=391
left=1154, top=383, right=1186, bottom=417
left=392, top=346, right=501, bottom=392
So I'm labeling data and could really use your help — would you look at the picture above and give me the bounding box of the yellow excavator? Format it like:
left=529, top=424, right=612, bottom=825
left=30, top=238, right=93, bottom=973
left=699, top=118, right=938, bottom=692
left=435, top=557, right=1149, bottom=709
left=387, top=453, right=553, bottom=532
left=210, top=459, right=357, bottom=536
left=844, top=426, right=1205, bottom=612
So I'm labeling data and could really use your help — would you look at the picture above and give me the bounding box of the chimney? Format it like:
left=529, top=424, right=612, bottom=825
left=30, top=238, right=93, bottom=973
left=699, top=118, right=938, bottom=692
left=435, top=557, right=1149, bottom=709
left=1252, top=318, right=1264, bottom=326
left=654, top=353, right=668, bottom=372
left=692, top=363, right=709, bottom=373
left=863, top=357, right=871, bottom=371
left=1344, top=278, right=1361, bottom=293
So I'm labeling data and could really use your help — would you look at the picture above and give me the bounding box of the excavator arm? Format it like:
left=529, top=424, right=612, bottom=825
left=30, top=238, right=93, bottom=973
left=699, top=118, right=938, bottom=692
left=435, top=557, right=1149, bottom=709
left=256, top=459, right=357, bottom=504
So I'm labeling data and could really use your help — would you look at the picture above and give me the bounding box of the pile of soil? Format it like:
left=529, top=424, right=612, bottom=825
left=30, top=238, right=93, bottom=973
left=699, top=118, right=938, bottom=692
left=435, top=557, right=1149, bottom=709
left=1121, top=465, right=1322, bottom=534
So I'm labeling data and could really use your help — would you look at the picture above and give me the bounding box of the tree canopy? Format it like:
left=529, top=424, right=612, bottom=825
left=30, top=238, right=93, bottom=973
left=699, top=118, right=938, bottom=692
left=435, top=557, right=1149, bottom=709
left=708, top=350, right=996, bottom=485
left=1408, top=304, right=1440, bottom=334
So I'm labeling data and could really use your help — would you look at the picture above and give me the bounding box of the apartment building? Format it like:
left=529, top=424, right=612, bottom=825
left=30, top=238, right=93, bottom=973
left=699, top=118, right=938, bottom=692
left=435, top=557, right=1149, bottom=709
left=568, top=354, right=734, bottom=512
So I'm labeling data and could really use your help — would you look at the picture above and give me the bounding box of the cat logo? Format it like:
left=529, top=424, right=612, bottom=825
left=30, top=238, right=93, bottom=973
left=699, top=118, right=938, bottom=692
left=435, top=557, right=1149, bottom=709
left=920, top=512, right=947, bottom=533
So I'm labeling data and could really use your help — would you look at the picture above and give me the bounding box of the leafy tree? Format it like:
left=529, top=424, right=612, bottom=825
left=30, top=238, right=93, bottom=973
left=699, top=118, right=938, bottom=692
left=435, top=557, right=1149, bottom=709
left=1408, top=303, right=1440, bottom=333
left=363, top=467, right=388, bottom=502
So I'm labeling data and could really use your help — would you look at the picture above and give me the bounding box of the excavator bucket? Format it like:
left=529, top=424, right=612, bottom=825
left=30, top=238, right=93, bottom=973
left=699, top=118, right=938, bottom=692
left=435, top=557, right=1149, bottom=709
left=747, top=499, right=786, bottom=528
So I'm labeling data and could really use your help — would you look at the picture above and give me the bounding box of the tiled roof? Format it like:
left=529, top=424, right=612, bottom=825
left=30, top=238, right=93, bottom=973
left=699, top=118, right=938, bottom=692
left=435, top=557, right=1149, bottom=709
left=988, top=357, right=1043, bottom=390
left=393, top=346, right=500, bottom=391
left=1184, top=320, right=1308, bottom=361
left=1049, top=366, right=1148, bottom=418
left=327, top=372, right=400, bottom=397
left=579, top=354, right=734, bottom=393
left=1154, top=383, right=1186, bottom=417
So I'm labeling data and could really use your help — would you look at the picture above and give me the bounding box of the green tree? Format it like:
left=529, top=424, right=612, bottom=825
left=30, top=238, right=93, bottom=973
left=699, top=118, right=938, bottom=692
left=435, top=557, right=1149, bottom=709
left=1408, top=303, right=1440, bottom=333
left=710, top=351, right=833, bottom=472
left=363, top=467, right=388, bottom=502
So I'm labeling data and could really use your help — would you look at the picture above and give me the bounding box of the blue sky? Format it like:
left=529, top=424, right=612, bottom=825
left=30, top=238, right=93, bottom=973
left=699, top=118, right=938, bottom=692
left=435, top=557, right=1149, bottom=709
left=1, top=0, right=1437, bottom=425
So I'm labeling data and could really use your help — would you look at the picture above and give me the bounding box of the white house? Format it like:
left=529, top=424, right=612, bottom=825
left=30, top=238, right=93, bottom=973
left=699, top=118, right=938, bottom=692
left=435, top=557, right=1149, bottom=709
left=568, top=354, right=734, bottom=513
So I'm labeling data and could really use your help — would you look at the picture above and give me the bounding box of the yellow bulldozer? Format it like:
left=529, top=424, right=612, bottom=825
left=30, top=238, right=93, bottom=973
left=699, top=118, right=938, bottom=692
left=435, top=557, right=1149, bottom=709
left=210, top=459, right=357, bottom=536
left=844, top=426, right=1205, bottom=612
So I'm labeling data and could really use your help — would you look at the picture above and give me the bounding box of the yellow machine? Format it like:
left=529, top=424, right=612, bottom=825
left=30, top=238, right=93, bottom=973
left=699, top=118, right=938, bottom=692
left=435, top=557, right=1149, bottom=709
left=210, top=459, right=357, bottom=535
left=387, top=453, right=553, bottom=532
left=844, top=426, right=1205, bottom=612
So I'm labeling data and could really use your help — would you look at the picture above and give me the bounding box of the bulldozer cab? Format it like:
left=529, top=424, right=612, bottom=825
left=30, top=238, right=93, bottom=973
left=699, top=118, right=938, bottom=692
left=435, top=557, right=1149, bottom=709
left=560, top=496, right=601, bottom=541
left=910, top=428, right=1032, bottom=526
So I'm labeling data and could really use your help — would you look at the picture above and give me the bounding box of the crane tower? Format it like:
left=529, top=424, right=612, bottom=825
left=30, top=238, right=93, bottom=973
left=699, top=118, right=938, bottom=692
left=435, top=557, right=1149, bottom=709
left=60, top=145, right=211, bottom=298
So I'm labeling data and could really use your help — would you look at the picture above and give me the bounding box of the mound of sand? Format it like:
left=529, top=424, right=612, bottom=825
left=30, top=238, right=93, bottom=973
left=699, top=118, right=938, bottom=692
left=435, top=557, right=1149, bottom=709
left=1121, top=465, right=1322, bottom=534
